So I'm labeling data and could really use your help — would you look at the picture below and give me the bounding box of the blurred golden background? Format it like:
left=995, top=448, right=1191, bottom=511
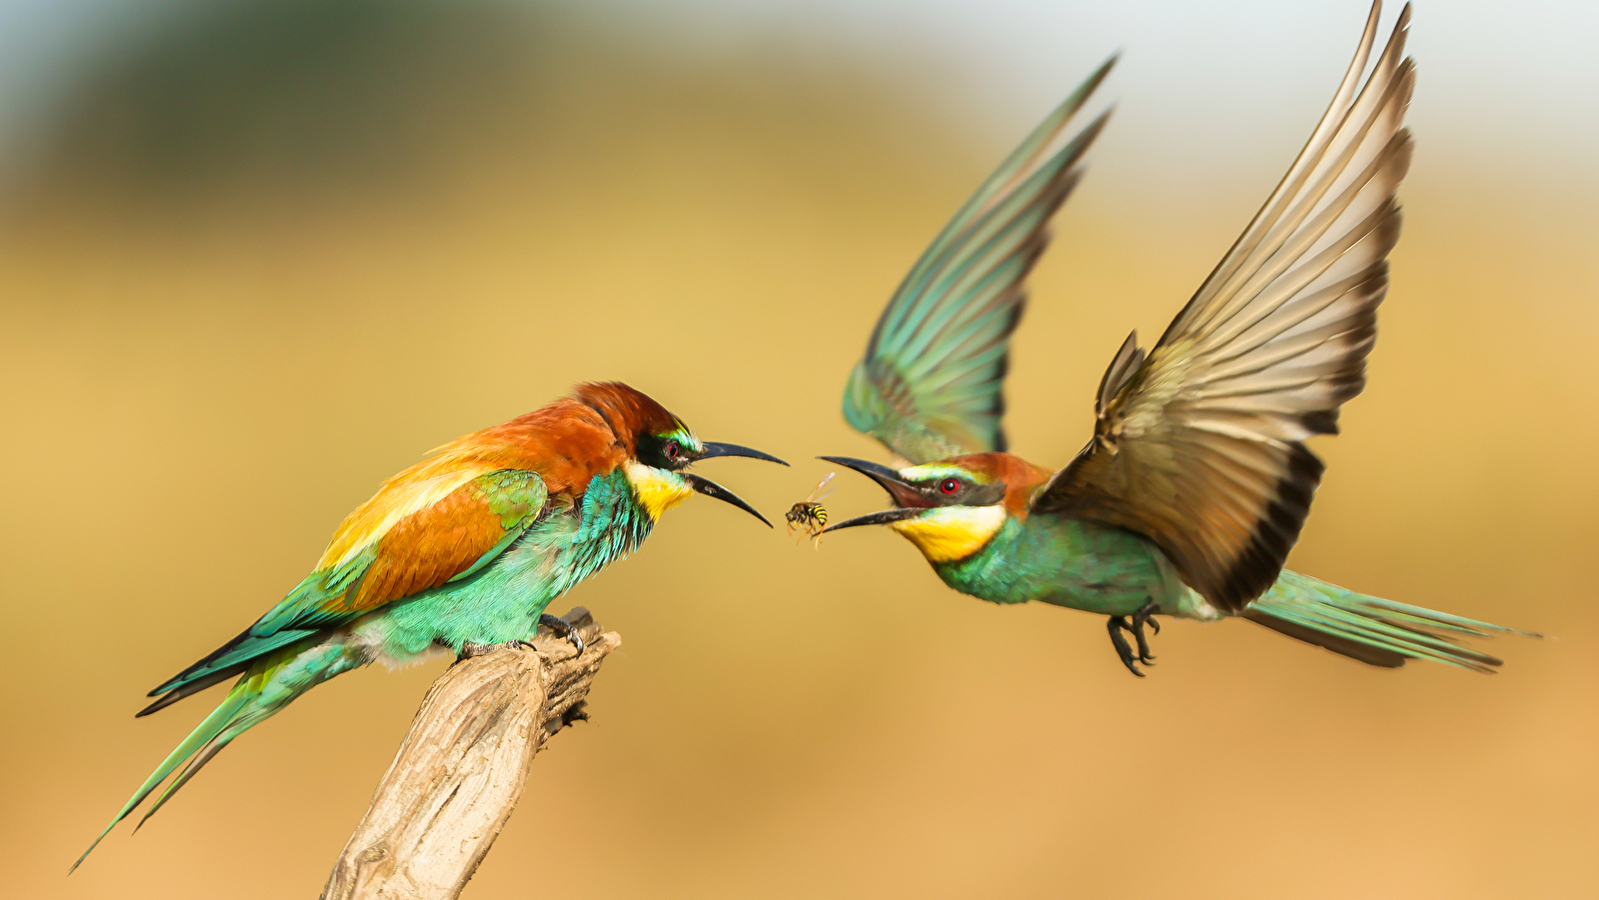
left=2, top=1, right=1595, bottom=897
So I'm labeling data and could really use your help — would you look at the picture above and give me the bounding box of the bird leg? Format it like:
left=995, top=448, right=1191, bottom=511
left=538, top=612, right=586, bottom=656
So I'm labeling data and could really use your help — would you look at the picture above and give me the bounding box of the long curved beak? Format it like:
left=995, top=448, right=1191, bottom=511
left=821, top=506, right=923, bottom=533
left=699, top=441, right=788, bottom=466
left=685, top=473, right=773, bottom=528
left=817, top=456, right=925, bottom=508
left=816, top=455, right=933, bottom=535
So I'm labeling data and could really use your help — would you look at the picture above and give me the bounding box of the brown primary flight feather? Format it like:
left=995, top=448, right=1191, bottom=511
left=1032, top=4, right=1415, bottom=611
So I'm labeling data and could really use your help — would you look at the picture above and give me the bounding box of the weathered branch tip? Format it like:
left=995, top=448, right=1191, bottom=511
left=321, top=608, right=620, bottom=900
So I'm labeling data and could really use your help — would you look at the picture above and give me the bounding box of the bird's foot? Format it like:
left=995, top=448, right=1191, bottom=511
left=1130, top=600, right=1160, bottom=663
left=539, top=613, right=586, bottom=656
left=1106, top=617, right=1143, bottom=676
left=1107, top=602, right=1161, bottom=677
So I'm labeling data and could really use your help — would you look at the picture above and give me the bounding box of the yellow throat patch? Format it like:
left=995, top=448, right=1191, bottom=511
left=889, top=506, right=1007, bottom=563
left=625, top=461, right=695, bottom=521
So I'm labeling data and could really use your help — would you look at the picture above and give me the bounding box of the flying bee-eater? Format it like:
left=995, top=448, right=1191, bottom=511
left=75, top=381, right=784, bottom=870
left=822, top=2, right=1529, bottom=675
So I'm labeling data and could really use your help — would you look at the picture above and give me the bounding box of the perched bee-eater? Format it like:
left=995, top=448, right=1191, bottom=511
left=76, top=382, right=784, bottom=869
left=823, top=2, right=1528, bottom=675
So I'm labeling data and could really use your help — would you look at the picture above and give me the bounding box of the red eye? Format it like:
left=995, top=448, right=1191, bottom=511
left=939, top=478, right=961, bottom=494
left=664, top=439, right=680, bottom=460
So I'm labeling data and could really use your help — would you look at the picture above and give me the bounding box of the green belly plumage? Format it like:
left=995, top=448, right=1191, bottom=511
left=932, top=515, right=1190, bottom=617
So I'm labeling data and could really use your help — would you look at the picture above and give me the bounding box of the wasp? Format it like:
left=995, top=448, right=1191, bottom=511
left=785, top=472, right=835, bottom=547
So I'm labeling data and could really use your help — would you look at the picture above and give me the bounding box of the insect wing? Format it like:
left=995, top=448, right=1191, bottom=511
left=805, top=472, right=837, bottom=504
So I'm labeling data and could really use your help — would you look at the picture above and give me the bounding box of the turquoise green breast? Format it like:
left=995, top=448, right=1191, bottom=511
left=932, top=514, right=1173, bottom=616
left=541, top=467, right=657, bottom=595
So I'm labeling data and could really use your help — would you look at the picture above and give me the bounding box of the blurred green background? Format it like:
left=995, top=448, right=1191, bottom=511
left=2, top=1, right=1595, bottom=897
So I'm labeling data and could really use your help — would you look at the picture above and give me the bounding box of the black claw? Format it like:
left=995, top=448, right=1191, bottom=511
left=1131, top=626, right=1154, bottom=665
left=539, top=613, right=585, bottom=656
left=1130, top=600, right=1160, bottom=665
left=1106, top=616, right=1145, bottom=677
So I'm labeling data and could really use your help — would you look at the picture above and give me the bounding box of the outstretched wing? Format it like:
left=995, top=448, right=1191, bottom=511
left=842, top=57, right=1114, bottom=464
left=1032, top=2, right=1413, bottom=612
left=144, top=465, right=547, bottom=708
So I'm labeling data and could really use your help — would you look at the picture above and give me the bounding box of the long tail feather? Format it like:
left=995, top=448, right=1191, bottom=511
left=72, top=635, right=357, bottom=873
left=71, top=688, right=252, bottom=872
left=135, top=737, right=233, bottom=830
left=1244, top=569, right=1535, bottom=672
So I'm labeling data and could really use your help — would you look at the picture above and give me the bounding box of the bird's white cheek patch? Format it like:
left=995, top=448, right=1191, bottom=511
left=890, top=506, right=1007, bottom=563
left=625, top=462, right=694, bottom=521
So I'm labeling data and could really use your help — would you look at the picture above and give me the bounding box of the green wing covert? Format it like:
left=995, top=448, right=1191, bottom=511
left=841, top=58, right=1114, bottom=464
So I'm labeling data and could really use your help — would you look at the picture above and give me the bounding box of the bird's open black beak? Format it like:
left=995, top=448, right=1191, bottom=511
left=685, top=473, right=774, bottom=528
left=698, top=441, right=788, bottom=466
left=816, top=455, right=929, bottom=534
left=821, top=506, right=923, bottom=533
left=683, top=442, right=782, bottom=527
left=817, top=456, right=925, bottom=506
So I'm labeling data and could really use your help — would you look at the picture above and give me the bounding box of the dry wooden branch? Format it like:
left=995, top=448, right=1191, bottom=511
left=321, top=608, right=619, bottom=900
